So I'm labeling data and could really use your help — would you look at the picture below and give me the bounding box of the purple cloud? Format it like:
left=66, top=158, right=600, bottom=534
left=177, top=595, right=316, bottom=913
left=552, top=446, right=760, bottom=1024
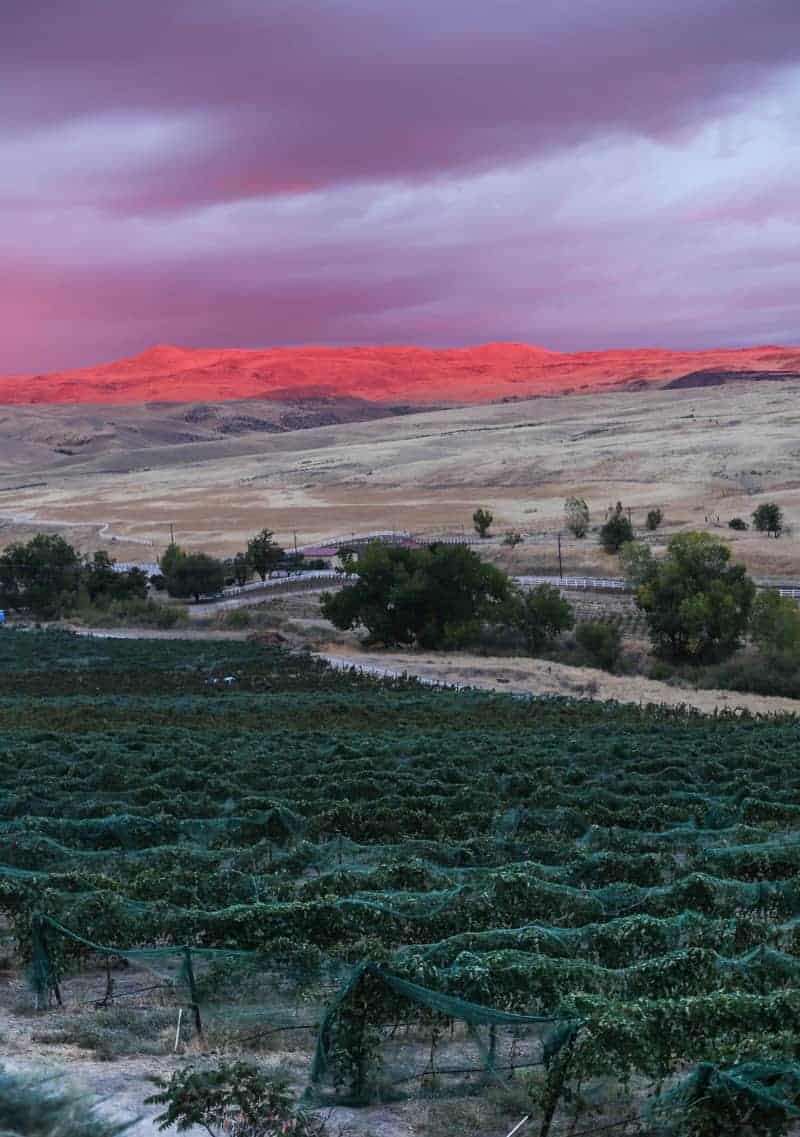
left=1, top=0, right=799, bottom=372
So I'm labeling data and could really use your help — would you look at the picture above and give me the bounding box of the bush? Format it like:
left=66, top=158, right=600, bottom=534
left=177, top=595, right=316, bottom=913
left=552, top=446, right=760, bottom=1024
left=502, top=530, right=523, bottom=547
left=225, top=609, right=252, bottom=629
left=575, top=621, right=622, bottom=671
left=750, top=590, right=800, bottom=660
left=727, top=518, right=748, bottom=531
left=147, top=1061, right=325, bottom=1137
left=646, top=508, right=663, bottom=531
left=0, top=1067, right=128, bottom=1137
left=76, top=598, right=188, bottom=629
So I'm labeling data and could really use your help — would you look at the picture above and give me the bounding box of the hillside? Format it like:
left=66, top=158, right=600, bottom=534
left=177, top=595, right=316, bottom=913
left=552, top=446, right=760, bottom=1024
left=2, top=342, right=800, bottom=406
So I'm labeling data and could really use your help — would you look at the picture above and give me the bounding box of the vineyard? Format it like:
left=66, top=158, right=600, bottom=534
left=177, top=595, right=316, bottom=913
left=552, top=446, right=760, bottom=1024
left=3, top=629, right=800, bottom=1134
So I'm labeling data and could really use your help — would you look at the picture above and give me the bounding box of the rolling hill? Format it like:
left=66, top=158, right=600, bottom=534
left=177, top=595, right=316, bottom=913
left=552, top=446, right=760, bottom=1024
left=2, top=342, right=800, bottom=406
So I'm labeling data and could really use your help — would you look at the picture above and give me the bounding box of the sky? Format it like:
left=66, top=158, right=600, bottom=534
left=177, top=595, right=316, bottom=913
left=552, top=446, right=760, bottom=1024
left=2, top=0, right=799, bottom=374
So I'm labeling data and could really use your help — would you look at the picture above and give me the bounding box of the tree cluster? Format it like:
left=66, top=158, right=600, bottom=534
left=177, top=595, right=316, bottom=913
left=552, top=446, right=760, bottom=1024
left=0, top=535, right=148, bottom=619
left=321, top=541, right=572, bottom=651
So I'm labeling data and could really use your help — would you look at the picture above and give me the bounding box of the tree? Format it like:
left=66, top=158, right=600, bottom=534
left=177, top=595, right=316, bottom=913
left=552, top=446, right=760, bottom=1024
left=164, top=552, right=225, bottom=602
left=619, top=541, right=656, bottom=588
left=645, top=508, right=663, bottom=532
left=321, top=541, right=512, bottom=648
left=750, top=589, right=800, bottom=660
left=511, top=583, right=573, bottom=653
left=576, top=621, right=622, bottom=670
left=231, top=552, right=250, bottom=586
left=472, top=508, right=493, bottom=538
left=600, top=507, right=634, bottom=553
left=502, top=530, right=523, bottom=547
left=728, top=517, right=748, bottom=531
left=0, top=1065, right=128, bottom=1137
left=634, top=531, right=755, bottom=662
left=247, top=529, right=285, bottom=580
left=83, top=550, right=148, bottom=605
left=0, top=533, right=82, bottom=617
left=160, top=542, right=185, bottom=578
left=752, top=503, right=783, bottom=538
left=565, top=498, right=590, bottom=538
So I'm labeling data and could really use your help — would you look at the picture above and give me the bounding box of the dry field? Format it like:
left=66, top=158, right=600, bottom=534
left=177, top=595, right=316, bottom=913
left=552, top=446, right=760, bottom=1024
left=1, top=379, right=799, bottom=577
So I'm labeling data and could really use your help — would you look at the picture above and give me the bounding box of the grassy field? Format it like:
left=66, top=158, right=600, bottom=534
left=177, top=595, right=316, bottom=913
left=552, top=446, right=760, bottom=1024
left=1, top=379, right=799, bottom=579
left=2, top=629, right=800, bottom=1135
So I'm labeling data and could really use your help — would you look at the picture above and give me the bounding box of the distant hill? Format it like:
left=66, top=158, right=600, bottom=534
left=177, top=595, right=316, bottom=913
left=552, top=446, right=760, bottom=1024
left=663, top=368, right=800, bottom=390
left=2, top=342, right=800, bottom=407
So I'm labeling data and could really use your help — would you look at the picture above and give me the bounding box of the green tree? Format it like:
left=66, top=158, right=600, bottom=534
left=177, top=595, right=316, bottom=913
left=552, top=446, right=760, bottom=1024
left=752, top=502, right=783, bottom=538
left=576, top=620, right=622, bottom=670
left=600, top=510, right=634, bottom=553
left=164, top=552, right=225, bottom=602
left=247, top=529, right=285, bottom=580
left=160, top=542, right=185, bottom=578
left=0, top=533, right=82, bottom=617
left=565, top=498, right=590, bottom=538
left=646, top=507, right=663, bottom=531
left=750, top=590, right=800, bottom=660
left=727, top=517, right=748, bottom=531
left=231, top=552, right=250, bottom=586
left=472, top=507, right=494, bottom=538
left=619, top=541, right=656, bottom=588
left=321, top=541, right=512, bottom=648
left=83, top=551, right=148, bottom=605
left=503, top=530, right=523, bottom=547
left=511, top=583, right=574, bottom=653
left=635, top=532, right=755, bottom=662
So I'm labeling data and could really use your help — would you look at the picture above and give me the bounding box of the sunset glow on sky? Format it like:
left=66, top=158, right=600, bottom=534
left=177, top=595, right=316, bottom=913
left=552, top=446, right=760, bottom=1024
left=3, top=0, right=799, bottom=373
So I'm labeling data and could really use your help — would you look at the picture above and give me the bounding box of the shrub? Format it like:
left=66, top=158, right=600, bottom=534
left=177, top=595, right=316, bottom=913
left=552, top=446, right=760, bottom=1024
left=727, top=518, right=748, bottom=531
left=750, top=590, right=800, bottom=660
left=502, top=530, right=523, bottom=547
left=575, top=621, right=622, bottom=671
left=0, top=1067, right=129, bottom=1137
left=147, top=1061, right=325, bottom=1137
left=225, top=609, right=252, bottom=629
left=646, top=508, right=663, bottom=531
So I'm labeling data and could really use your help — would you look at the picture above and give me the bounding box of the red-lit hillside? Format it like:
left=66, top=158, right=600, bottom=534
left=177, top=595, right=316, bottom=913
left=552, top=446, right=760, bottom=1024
left=2, top=343, right=800, bottom=406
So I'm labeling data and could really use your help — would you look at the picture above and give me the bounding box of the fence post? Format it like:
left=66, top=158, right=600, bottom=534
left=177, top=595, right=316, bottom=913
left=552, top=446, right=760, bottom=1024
left=183, top=946, right=203, bottom=1041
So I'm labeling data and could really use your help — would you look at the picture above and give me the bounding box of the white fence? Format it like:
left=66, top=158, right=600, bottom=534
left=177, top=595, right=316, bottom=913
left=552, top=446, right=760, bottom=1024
left=516, top=574, right=630, bottom=593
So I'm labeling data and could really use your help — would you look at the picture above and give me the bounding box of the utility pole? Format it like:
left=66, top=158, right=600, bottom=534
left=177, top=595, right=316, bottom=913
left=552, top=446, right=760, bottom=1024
left=169, top=522, right=175, bottom=546
left=293, top=530, right=298, bottom=558
left=557, top=532, right=563, bottom=580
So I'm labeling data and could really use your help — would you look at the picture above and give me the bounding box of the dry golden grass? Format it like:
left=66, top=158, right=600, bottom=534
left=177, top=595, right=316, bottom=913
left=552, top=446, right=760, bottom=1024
left=1, top=379, right=798, bottom=578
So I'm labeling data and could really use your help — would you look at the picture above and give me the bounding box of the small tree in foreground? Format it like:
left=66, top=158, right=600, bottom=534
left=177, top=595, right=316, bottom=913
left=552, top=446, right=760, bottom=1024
left=147, top=1062, right=325, bottom=1137
left=0, top=1066, right=127, bottom=1137
left=646, top=507, right=664, bottom=532
left=565, top=497, right=590, bottom=538
left=472, top=507, right=493, bottom=538
left=752, top=502, right=784, bottom=538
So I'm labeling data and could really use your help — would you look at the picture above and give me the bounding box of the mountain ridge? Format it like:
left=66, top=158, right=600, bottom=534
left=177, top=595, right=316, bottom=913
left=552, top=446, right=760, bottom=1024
left=2, top=342, right=800, bottom=406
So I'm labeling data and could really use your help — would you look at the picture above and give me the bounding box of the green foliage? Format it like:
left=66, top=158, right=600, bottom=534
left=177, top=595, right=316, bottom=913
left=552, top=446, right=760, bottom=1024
left=575, top=621, right=622, bottom=671
left=619, top=540, right=656, bottom=587
left=246, top=530, right=285, bottom=582
left=159, top=542, right=185, bottom=578
left=635, top=532, right=756, bottom=662
left=0, top=1066, right=130, bottom=1137
left=472, top=507, right=493, bottom=538
left=565, top=497, right=590, bottom=538
left=600, top=508, right=634, bottom=553
left=164, top=552, right=225, bottom=602
left=320, top=541, right=513, bottom=647
left=751, top=591, right=800, bottom=661
left=227, top=553, right=250, bottom=587
left=502, top=530, right=523, bottom=547
left=0, top=533, right=82, bottom=617
left=147, top=1062, right=324, bottom=1137
left=646, top=507, right=664, bottom=532
left=510, top=583, right=574, bottom=653
left=225, top=608, right=252, bottom=629
left=727, top=518, right=748, bottom=531
left=752, top=503, right=784, bottom=538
